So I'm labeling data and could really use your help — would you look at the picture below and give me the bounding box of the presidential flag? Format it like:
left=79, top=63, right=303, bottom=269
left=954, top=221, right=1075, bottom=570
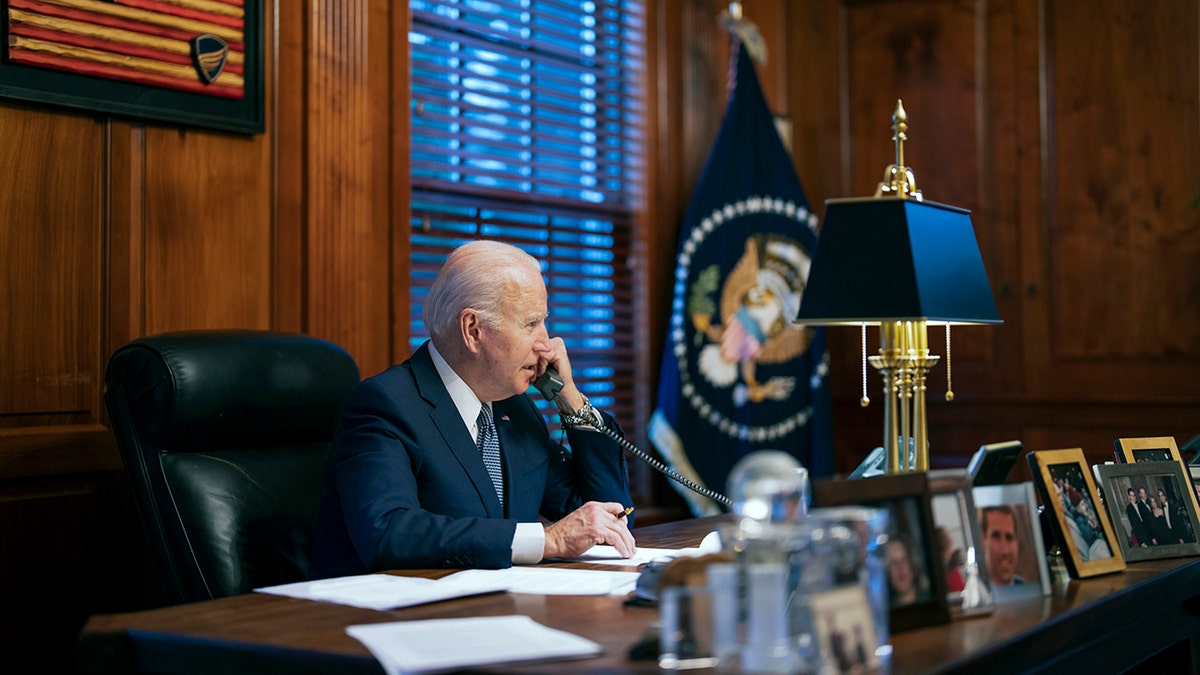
left=649, top=41, right=832, bottom=516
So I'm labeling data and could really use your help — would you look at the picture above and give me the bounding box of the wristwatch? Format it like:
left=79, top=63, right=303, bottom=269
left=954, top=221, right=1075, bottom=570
left=559, top=394, right=603, bottom=429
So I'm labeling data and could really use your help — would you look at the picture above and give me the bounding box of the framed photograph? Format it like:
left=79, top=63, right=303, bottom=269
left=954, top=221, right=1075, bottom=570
left=0, top=0, right=264, bottom=133
left=972, top=482, right=1052, bottom=600
left=967, top=440, right=1023, bottom=486
left=808, top=585, right=881, bottom=672
left=1185, top=433, right=1200, bottom=465
left=1094, top=462, right=1200, bottom=562
left=927, top=469, right=993, bottom=617
left=1113, top=436, right=1181, bottom=465
left=1027, top=448, right=1125, bottom=578
left=1190, top=466, right=1200, bottom=505
left=812, top=472, right=950, bottom=632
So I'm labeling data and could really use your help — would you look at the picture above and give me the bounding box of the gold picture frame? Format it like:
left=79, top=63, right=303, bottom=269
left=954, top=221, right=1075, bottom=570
left=1027, top=448, right=1125, bottom=578
left=1114, top=436, right=1183, bottom=465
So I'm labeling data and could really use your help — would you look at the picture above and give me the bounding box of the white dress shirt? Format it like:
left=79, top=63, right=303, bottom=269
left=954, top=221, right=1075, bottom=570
left=428, top=342, right=545, bottom=564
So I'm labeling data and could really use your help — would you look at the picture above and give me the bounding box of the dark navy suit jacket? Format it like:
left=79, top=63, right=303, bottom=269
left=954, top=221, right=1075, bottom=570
left=310, top=342, right=632, bottom=577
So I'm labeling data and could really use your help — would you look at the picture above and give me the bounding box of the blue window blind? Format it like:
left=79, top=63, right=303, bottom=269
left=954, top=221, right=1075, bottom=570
left=409, top=0, right=644, bottom=424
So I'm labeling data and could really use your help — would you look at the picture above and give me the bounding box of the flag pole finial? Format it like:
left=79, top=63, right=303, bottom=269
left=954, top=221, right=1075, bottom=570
left=874, top=99, right=923, bottom=201
left=719, top=3, right=766, bottom=64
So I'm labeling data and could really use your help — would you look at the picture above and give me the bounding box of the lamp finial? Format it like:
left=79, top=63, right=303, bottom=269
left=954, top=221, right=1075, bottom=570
left=875, top=99, right=923, bottom=201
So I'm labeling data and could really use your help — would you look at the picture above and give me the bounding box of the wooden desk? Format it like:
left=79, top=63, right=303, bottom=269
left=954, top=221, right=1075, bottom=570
left=79, top=516, right=1200, bottom=674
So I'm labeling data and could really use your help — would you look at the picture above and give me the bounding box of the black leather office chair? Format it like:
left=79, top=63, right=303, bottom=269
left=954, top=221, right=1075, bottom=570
left=104, top=330, right=360, bottom=604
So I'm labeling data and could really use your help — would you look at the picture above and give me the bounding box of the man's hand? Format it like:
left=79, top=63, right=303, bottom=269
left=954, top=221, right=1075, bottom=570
left=533, top=337, right=588, bottom=412
left=543, top=501, right=636, bottom=560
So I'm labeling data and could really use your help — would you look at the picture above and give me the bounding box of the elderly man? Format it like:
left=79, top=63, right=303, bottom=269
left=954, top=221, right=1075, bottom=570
left=311, top=241, right=635, bottom=577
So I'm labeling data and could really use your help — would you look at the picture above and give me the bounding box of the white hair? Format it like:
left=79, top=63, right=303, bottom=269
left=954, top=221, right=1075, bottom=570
left=423, top=240, right=542, bottom=344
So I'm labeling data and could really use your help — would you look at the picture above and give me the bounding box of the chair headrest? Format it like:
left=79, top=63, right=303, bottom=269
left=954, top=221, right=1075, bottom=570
left=105, top=330, right=361, bottom=451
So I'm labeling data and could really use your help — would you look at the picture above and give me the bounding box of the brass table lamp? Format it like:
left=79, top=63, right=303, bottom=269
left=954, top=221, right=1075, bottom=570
left=793, top=101, right=1001, bottom=474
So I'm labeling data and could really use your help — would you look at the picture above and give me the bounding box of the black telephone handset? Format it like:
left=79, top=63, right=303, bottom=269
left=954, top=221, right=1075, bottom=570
left=534, top=366, right=731, bottom=508
left=533, top=367, right=566, bottom=402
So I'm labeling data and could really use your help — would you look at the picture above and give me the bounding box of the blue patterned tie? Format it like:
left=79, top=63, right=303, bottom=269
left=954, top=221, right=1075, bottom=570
left=477, top=404, right=504, bottom=509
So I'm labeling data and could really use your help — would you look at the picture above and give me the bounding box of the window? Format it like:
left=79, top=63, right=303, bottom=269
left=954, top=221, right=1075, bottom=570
left=408, top=0, right=645, bottom=428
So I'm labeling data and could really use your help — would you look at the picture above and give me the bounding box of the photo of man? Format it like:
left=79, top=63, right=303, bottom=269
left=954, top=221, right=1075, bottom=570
left=1124, top=487, right=1151, bottom=548
left=973, top=483, right=1050, bottom=601
left=980, top=505, right=1024, bottom=587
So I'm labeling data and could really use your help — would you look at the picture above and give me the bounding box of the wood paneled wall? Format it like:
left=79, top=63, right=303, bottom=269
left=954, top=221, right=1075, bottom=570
left=1, top=0, right=1198, bottom=667
left=769, top=0, right=1200, bottom=476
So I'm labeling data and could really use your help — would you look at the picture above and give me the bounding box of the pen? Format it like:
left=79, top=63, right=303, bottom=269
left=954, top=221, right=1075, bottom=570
left=616, top=506, right=634, bottom=519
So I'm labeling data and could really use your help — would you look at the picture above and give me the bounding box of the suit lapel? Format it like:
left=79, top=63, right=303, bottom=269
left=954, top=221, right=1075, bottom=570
left=411, top=343, right=504, bottom=518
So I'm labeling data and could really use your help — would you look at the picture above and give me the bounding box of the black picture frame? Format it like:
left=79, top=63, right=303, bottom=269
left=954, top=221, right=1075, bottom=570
left=0, top=1, right=264, bottom=133
left=967, top=440, right=1023, bottom=486
left=1027, top=448, right=1125, bottom=579
left=1095, top=461, right=1200, bottom=563
left=812, top=472, right=950, bottom=632
left=1190, top=465, right=1200, bottom=505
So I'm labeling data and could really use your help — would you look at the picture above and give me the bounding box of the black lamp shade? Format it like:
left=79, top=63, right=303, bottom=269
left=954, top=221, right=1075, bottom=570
left=794, top=197, right=1002, bottom=325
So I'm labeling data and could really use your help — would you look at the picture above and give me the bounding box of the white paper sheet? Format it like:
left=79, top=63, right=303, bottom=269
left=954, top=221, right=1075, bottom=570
left=565, top=544, right=703, bottom=566
left=443, top=566, right=640, bottom=595
left=255, top=573, right=506, bottom=611
left=347, top=615, right=602, bottom=674
left=556, top=529, right=724, bottom=567
left=257, top=565, right=641, bottom=611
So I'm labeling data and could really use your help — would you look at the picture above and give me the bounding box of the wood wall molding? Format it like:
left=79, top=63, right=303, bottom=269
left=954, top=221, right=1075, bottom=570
left=104, top=121, right=146, bottom=360
left=0, top=106, right=103, bottom=427
left=288, top=0, right=398, bottom=378
left=0, top=425, right=120, bottom=479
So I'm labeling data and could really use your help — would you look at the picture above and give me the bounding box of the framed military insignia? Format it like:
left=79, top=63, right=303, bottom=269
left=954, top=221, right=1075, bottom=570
left=0, top=0, right=264, bottom=133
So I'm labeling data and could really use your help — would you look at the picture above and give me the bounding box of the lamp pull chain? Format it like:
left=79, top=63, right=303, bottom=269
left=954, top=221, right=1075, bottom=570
left=945, top=324, right=955, bottom=402
left=861, top=323, right=870, bottom=406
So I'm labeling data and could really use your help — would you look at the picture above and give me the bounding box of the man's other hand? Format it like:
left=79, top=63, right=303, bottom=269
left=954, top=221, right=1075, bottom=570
left=543, top=501, right=636, bottom=560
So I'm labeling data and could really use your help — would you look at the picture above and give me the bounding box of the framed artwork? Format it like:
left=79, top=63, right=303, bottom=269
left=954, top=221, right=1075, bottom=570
left=972, top=482, right=1052, bottom=601
left=927, top=469, right=993, bottom=617
left=1190, top=466, right=1200, bottom=506
left=0, top=0, right=264, bottom=133
left=1027, top=448, right=1125, bottom=578
left=812, top=472, right=950, bottom=632
left=1094, top=461, right=1200, bottom=562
